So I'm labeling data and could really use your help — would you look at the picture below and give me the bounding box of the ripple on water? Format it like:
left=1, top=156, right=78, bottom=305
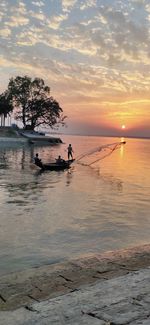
left=0, top=136, right=150, bottom=274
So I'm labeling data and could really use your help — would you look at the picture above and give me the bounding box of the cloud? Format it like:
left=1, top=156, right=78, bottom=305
left=47, top=14, right=68, bottom=30
left=0, top=28, right=11, bottom=38
left=3, top=2, right=29, bottom=27
left=79, top=0, right=97, bottom=11
left=0, top=0, right=8, bottom=11
left=62, top=0, right=77, bottom=13
left=16, top=2, right=27, bottom=14
left=6, top=15, right=29, bottom=27
left=32, top=1, right=44, bottom=7
left=0, top=0, right=150, bottom=136
left=0, top=56, right=11, bottom=67
left=145, top=4, right=150, bottom=13
left=29, top=11, right=45, bottom=21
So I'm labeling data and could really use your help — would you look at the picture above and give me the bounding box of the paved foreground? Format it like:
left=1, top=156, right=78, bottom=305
left=1, top=245, right=150, bottom=324
left=0, top=267, right=150, bottom=325
left=1, top=244, right=150, bottom=311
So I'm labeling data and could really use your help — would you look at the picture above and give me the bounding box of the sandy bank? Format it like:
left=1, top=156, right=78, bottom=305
left=0, top=244, right=150, bottom=311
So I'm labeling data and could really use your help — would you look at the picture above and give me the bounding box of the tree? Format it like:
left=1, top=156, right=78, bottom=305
left=7, top=76, right=66, bottom=130
left=0, top=91, right=13, bottom=126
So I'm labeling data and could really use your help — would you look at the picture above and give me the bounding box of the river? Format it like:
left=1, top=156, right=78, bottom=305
left=0, top=135, right=149, bottom=275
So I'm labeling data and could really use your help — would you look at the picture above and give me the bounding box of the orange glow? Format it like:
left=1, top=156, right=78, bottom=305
left=121, top=125, right=126, bottom=129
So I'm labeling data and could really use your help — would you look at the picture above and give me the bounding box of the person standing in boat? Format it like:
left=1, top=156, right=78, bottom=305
left=67, top=144, right=74, bottom=160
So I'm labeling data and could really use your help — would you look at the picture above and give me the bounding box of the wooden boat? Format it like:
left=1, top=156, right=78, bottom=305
left=34, top=159, right=75, bottom=171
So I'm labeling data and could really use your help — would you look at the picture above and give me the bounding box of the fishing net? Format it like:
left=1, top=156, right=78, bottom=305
left=76, top=141, right=126, bottom=166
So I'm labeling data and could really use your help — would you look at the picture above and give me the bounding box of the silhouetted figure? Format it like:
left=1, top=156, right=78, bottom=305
left=56, top=155, right=65, bottom=164
left=67, top=144, right=74, bottom=160
left=34, top=153, right=43, bottom=168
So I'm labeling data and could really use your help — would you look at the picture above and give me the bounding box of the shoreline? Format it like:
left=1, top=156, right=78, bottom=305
left=1, top=243, right=150, bottom=311
left=0, top=136, right=62, bottom=147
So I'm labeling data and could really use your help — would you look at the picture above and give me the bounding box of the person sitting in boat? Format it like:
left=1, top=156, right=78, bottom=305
left=56, top=155, right=65, bottom=164
left=67, top=144, right=74, bottom=160
left=34, top=153, right=43, bottom=168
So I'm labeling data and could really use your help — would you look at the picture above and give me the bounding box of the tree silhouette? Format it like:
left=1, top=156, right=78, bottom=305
left=7, top=76, right=66, bottom=130
left=0, top=92, right=13, bottom=126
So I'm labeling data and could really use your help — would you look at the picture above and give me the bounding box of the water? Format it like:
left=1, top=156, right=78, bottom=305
left=0, top=135, right=149, bottom=275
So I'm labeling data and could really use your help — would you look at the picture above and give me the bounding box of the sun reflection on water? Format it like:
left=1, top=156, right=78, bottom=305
left=120, top=137, right=125, bottom=158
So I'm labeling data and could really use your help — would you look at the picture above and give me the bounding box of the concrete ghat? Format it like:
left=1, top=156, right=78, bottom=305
left=1, top=268, right=150, bottom=324
left=0, top=244, right=150, bottom=314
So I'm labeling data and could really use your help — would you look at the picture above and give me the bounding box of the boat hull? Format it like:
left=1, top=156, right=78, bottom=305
left=35, top=159, right=75, bottom=171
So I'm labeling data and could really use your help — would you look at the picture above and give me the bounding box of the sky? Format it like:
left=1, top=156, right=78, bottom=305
left=0, top=0, right=150, bottom=137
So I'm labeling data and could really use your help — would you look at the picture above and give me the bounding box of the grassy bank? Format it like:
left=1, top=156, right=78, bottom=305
left=0, top=126, right=19, bottom=138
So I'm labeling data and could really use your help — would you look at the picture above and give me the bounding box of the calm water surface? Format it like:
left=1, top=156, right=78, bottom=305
left=0, top=135, right=150, bottom=275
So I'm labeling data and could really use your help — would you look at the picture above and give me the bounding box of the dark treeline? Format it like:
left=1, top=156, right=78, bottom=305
left=0, top=75, right=66, bottom=130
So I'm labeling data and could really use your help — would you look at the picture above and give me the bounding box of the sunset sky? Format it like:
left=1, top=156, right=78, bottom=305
left=0, top=0, right=150, bottom=137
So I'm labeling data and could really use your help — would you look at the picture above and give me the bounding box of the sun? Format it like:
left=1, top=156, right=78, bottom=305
left=121, top=125, right=126, bottom=129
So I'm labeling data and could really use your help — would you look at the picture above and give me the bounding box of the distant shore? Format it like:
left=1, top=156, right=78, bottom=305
left=0, top=243, right=150, bottom=311
left=0, top=127, right=62, bottom=147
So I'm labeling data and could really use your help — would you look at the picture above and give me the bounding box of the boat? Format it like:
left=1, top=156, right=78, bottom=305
left=21, top=131, right=62, bottom=145
left=34, top=159, right=75, bottom=171
left=34, top=141, right=126, bottom=171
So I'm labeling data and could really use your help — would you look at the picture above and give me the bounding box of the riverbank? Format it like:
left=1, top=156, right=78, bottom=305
left=0, top=126, right=63, bottom=146
left=0, top=244, right=150, bottom=312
